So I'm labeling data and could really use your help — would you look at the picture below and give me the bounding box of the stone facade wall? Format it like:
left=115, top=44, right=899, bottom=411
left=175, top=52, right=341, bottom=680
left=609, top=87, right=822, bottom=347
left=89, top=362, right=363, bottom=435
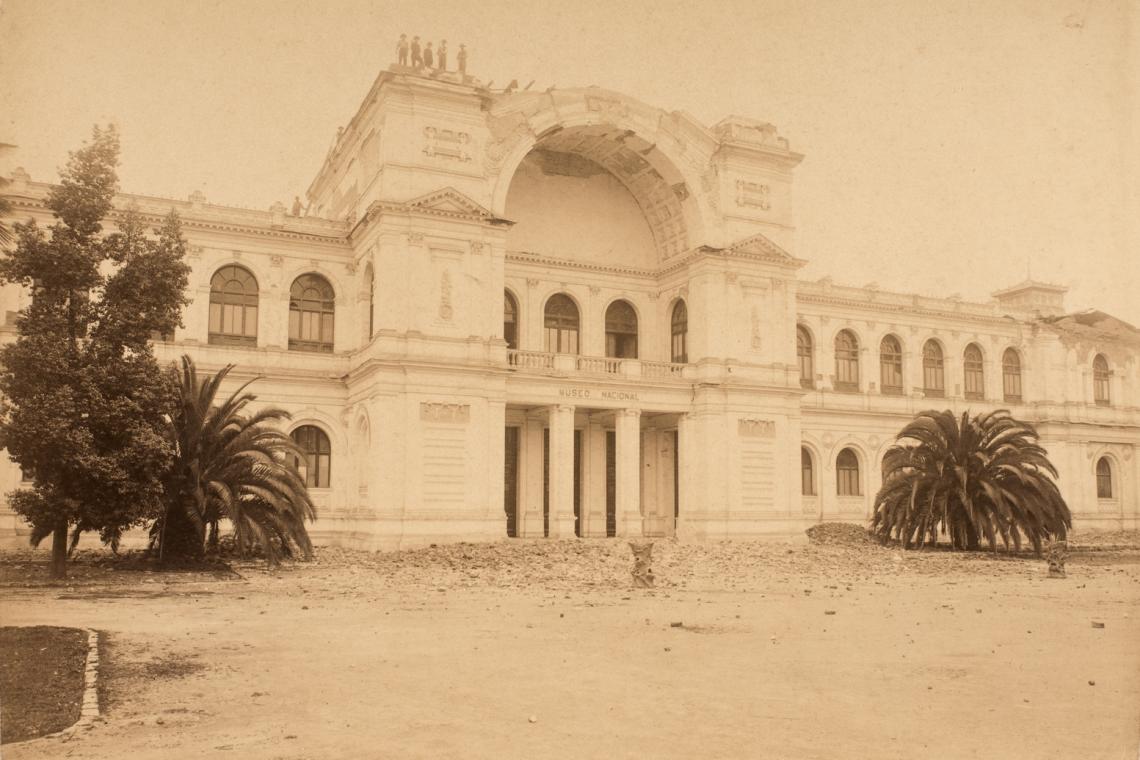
left=2, top=70, right=1136, bottom=548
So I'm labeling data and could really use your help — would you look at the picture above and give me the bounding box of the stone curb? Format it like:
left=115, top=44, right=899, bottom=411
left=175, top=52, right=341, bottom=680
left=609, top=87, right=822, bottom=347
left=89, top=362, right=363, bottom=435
left=8, top=628, right=101, bottom=746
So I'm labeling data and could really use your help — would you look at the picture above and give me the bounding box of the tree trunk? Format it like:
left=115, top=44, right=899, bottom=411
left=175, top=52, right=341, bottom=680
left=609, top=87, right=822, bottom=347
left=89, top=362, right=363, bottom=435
left=50, top=520, right=68, bottom=579
left=160, top=493, right=205, bottom=565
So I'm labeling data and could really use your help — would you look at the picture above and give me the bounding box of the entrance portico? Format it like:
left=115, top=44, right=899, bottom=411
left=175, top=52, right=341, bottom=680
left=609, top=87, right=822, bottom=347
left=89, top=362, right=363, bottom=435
left=503, top=401, right=682, bottom=540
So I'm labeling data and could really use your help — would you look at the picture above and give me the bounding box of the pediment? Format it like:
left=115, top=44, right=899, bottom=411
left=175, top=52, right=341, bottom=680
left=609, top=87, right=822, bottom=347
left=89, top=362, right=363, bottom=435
left=404, top=187, right=496, bottom=219
left=723, top=232, right=803, bottom=266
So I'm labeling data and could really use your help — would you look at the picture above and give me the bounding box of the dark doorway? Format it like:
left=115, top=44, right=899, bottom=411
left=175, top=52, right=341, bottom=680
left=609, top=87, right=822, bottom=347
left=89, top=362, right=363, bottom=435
left=504, top=426, right=519, bottom=537
left=672, top=429, right=679, bottom=533
left=543, top=429, right=549, bottom=537
left=573, top=430, right=582, bottom=537
left=605, top=430, right=617, bottom=537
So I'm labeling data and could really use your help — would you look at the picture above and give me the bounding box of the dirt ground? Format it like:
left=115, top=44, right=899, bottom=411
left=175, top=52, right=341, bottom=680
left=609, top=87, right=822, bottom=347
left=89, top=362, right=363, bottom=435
left=1, top=533, right=1138, bottom=760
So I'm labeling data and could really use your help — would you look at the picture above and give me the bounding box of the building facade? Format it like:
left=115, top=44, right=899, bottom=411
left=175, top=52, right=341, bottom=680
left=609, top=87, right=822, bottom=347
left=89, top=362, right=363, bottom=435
left=2, top=67, right=1138, bottom=548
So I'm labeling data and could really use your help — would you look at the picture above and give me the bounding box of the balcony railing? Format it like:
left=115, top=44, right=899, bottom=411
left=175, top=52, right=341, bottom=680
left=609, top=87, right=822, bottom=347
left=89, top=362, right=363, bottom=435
left=641, top=360, right=687, bottom=379
left=505, top=350, right=688, bottom=380
left=577, top=356, right=622, bottom=374
left=506, top=349, right=554, bottom=369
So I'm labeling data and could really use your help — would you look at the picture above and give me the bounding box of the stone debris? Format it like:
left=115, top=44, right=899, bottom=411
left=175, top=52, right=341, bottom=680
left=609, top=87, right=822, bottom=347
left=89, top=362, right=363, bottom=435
left=2, top=529, right=1137, bottom=595
left=629, top=542, right=655, bottom=588
left=1045, top=539, right=1068, bottom=578
left=805, top=523, right=875, bottom=546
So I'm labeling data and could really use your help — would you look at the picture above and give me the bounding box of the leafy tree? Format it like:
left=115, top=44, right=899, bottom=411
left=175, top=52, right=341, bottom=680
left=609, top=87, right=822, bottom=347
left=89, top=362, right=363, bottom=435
left=0, top=126, right=190, bottom=578
left=155, top=356, right=316, bottom=566
left=871, top=409, right=1072, bottom=554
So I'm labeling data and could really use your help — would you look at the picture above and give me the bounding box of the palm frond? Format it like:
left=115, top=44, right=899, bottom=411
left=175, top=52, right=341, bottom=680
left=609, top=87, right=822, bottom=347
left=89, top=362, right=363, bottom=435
left=871, top=408, right=1071, bottom=554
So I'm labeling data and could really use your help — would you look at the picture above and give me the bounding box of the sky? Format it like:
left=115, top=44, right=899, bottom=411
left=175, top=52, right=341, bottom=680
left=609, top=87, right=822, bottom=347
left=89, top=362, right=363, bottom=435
left=1, top=0, right=1137, bottom=324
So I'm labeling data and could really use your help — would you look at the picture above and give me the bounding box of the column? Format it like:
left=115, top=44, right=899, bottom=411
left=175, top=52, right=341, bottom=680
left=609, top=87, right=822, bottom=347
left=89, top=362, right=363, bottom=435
left=520, top=415, right=545, bottom=538
left=585, top=417, right=607, bottom=537
left=547, top=404, right=576, bottom=538
left=675, top=413, right=693, bottom=537
left=616, top=408, right=642, bottom=537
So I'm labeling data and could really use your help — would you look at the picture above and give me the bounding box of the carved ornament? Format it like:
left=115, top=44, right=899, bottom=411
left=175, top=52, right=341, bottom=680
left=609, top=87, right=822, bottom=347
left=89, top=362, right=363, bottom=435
left=423, top=126, right=472, bottom=162
left=420, top=402, right=470, bottom=423
left=738, top=418, right=775, bottom=437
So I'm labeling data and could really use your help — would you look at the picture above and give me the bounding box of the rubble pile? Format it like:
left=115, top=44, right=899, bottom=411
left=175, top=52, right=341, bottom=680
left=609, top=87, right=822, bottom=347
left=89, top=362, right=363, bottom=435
left=302, top=531, right=1140, bottom=592
left=2, top=529, right=1136, bottom=591
left=805, top=523, right=875, bottom=547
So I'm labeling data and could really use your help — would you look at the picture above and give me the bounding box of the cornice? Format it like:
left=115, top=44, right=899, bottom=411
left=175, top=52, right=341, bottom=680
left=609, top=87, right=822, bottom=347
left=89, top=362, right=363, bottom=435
left=796, top=291, right=1018, bottom=327
left=8, top=188, right=351, bottom=247
left=505, top=251, right=657, bottom=279
left=505, top=239, right=804, bottom=281
left=351, top=187, right=513, bottom=239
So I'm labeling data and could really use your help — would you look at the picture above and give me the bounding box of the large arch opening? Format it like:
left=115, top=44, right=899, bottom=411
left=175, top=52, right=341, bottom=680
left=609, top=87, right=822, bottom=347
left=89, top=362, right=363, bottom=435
left=503, top=124, right=691, bottom=268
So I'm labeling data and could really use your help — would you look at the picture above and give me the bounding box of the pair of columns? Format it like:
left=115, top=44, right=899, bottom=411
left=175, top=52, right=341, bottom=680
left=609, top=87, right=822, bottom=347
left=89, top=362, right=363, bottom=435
left=546, top=405, right=641, bottom=538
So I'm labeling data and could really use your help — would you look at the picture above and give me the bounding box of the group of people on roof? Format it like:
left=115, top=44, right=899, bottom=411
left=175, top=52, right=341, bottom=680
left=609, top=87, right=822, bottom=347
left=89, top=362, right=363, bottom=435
left=396, top=35, right=467, bottom=75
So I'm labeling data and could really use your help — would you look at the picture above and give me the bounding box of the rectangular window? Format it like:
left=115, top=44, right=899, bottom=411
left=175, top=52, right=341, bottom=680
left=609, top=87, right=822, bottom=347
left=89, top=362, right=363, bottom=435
left=1003, top=369, right=1022, bottom=402
left=835, top=357, right=859, bottom=391
left=964, top=367, right=984, bottom=400
left=799, top=353, right=814, bottom=388
left=546, top=327, right=578, bottom=354
left=672, top=333, right=687, bottom=364
left=880, top=361, right=903, bottom=395
left=1094, top=377, right=1110, bottom=406
left=1096, top=470, right=1112, bottom=499
left=801, top=465, right=814, bottom=496
left=923, top=367, right=945, bottom=397
left=837, top=468, right=860, bottom=496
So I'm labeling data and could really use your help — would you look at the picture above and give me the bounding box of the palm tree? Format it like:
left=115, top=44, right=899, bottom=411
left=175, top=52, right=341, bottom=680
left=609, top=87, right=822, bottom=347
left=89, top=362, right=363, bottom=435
left=871, top=409, right=1071, bottom=554
left=155, top=355, right=316, bottom=565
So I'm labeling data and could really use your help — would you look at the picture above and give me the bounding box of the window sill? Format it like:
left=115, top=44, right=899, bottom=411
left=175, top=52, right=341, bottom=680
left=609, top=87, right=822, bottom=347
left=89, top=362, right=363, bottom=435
left=288, top=342, right=335, bottom=353
left=209, top=335, right=258, bottom=347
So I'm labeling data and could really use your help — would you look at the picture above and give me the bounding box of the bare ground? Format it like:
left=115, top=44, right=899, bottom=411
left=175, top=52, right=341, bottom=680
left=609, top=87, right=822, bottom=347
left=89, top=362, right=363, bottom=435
left=0, top=533, right=1138, bottom=759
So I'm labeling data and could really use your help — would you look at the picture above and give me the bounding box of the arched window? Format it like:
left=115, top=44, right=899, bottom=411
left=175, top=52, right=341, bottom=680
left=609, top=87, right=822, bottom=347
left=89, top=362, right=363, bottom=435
left=923, top=340, right=945, bottom=397
left=963, top=343, right=984, bottom=400
left=208, top=265, right=258, bottom=346
left=1096, top=457, right=1113, bottom=499
left=879, top=335, right=903, bottom=395
left=1093, top=354, right=1111, bottom=406
left=836, top=448, right=861, bottom=496
left=834, top=330, right=860, bottom=391
left=671, top=300, right=688, bottom=363
left=797, top=325, right=814, bottom=389
left=1002, top=348, right=1022, bottom=402
left=289, top=274, right=335, bottom=352
left=291, top=425, right=331, bottom=488
left=504, top=290, right=519, bottom=350
left=605, top=300, right=638, bottom=359
left=801, top=447, right=815, bottom=496
left=544, top=294, right=579, bottom=354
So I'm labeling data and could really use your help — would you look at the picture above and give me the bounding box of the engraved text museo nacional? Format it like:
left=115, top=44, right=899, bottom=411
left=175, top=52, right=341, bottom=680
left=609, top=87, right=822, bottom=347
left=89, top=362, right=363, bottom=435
left=558, top=387, right=640, bottom=402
